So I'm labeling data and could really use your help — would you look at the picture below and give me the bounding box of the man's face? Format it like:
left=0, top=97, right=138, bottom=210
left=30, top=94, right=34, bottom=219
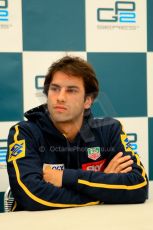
left=47, top=71, right=92, bottom=124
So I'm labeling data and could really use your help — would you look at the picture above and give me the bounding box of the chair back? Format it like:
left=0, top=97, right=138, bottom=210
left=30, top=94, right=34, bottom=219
left=4, top=186, right=14, bottom=212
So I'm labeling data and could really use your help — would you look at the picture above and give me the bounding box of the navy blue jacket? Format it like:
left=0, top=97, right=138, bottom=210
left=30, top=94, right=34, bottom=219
left=7, top=104, right=148, bottom=211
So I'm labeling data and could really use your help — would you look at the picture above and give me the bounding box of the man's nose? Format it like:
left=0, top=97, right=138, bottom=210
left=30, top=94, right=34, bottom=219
left=57, top=88, right=66, bottom=102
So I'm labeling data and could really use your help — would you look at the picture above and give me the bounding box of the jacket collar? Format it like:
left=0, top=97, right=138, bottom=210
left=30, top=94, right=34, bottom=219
left=24, top=104, right=95, bottom=143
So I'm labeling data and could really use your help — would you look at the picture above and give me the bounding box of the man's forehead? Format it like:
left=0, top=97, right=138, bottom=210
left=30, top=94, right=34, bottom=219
left=51, top=71, right=84, bottom=87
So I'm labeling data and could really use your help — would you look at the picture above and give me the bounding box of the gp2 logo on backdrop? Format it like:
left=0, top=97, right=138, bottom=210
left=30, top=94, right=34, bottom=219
left=97, top=1, right=136, bottom=23
left=0, top=0, right=8, bottom=21
left=127, top=133, right=138, bottom=153
left=0, top=139, right=7, bottom=166
left=35, top=75, right=44, bottom=90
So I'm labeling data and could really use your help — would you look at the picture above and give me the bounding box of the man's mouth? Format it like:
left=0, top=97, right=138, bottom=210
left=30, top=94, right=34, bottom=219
left=54, top=105, right=67, bottom=111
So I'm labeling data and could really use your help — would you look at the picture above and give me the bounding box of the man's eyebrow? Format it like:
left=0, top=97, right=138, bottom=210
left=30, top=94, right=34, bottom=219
left=50, top=83, right=79, bottom=89
left=67, top=86, right=79, bottom=89
left=50, top=83, right=60, bottom=86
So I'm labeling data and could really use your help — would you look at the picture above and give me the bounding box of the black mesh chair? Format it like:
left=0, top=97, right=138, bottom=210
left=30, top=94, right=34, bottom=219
left=4, top=186, right=14, bottom=212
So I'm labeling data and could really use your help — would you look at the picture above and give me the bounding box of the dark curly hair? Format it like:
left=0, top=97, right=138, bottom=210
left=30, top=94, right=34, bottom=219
left=43, top=55, right=99, bottom=101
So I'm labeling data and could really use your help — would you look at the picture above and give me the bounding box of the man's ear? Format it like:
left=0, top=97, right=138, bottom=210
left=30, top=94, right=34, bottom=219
left=84, top=96, right=93, bottom=109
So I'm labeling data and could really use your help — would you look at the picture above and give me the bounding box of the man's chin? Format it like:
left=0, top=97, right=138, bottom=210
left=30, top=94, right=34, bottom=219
left=52, top=116, right=71, bottom=123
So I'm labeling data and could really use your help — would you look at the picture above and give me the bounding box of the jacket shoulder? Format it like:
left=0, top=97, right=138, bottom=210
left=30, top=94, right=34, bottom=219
left=89, top=117, right=121, bottom=129
left=8, top=120, right=42, bottom=140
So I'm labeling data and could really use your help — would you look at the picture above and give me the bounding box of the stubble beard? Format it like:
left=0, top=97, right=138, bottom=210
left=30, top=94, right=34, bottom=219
left=50, top=108, right=84, bottom=126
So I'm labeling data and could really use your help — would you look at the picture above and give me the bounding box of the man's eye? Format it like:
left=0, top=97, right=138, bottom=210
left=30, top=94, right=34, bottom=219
left=67, top=88, right=78, bottom=93
left=50, top=86, right=59, bottom=92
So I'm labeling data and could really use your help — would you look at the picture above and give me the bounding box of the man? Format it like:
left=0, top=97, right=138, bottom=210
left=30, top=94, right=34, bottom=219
left=7, top=56, right=148, bottom=211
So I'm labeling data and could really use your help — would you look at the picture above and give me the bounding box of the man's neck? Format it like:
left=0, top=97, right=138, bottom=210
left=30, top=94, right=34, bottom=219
left=52, top=117, right=83, bottom=142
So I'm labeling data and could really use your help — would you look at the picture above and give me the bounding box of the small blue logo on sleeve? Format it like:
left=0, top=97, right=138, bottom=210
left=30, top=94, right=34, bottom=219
left=8, top=140, right=25, bottom=162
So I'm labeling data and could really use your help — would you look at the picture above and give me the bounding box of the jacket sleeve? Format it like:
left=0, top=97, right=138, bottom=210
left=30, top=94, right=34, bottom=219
left=62, top=120, right=148, bottom=204
left=7, top=123, right=99, bottom=211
